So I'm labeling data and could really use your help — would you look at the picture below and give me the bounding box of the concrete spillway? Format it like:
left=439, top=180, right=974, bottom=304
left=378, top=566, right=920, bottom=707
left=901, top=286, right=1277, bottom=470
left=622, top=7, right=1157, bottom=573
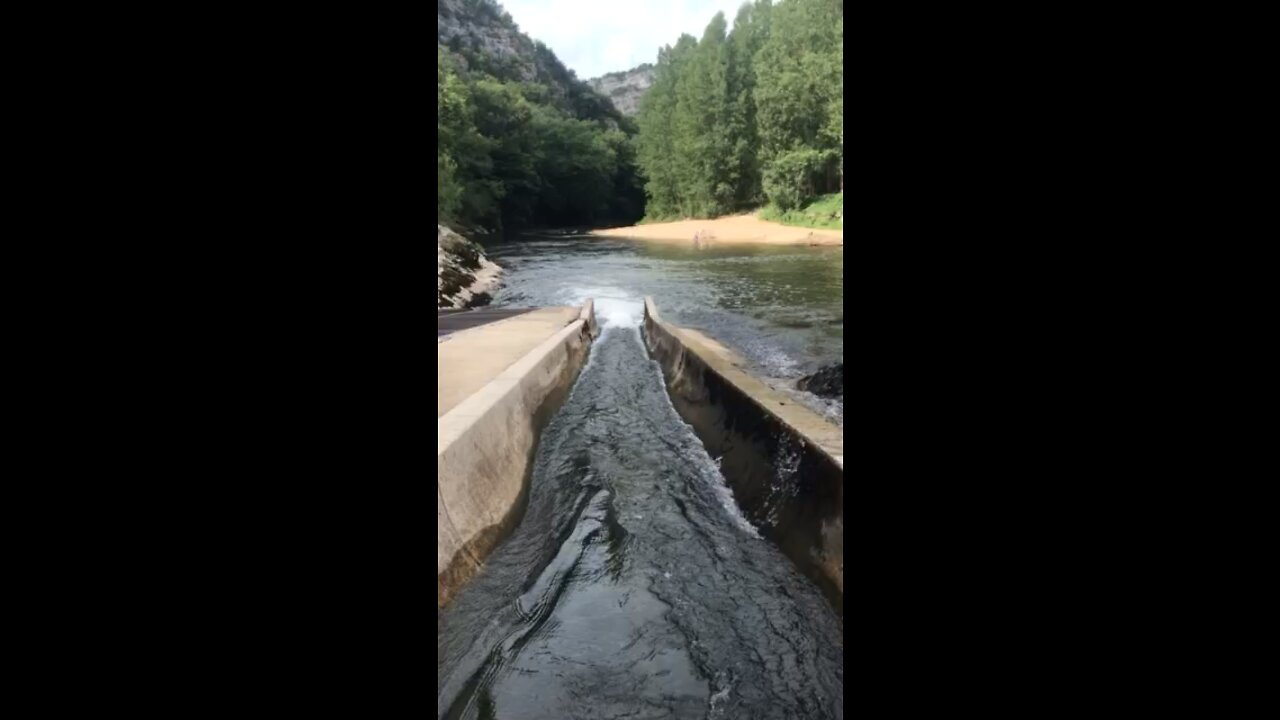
left=642, top=297, right=845, bottom=608
left=437, top=298, right=844, bottom=613
left=437, top=302, right=598, bottom=612
left=438, top=299, right=843, bottom=719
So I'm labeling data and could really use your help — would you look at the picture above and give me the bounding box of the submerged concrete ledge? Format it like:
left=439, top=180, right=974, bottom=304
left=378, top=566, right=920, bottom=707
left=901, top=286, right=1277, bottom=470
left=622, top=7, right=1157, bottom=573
left=643, top=297, right=844, bottom=609
left=438, top=300, right=596, bottom=612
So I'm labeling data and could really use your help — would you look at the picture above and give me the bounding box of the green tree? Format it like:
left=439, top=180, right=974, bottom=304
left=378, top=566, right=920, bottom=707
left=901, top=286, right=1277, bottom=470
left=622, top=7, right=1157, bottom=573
left=754, top=0, right=842, bottom=207
left=438, top=48, right=478, bottom=222
left=438, top=152, right=462, bottom=220
left=725, top=0, right=773, bottom=207
left=636, top=35, right=697, bottom=219
left=828, top=14, right=843, bottom=191
left=529, top=106, right=618, bottom=225
left=673, top=12, right=733, bottom=217
left=634, top=0, right=842, bottom=220
left=468, top=79, right=540, bottom=226
left=436, top=39, right=645, bottom=230
left=762, top=147, right=834, bottom=210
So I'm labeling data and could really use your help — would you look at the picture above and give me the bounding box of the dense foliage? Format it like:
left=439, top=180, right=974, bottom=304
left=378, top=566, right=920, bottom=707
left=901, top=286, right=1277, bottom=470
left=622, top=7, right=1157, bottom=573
left=436, top=44, right=645, bottom=231
left=759, top=192, right=843, bottom=230
left=637, top=0, right=843, bottom=218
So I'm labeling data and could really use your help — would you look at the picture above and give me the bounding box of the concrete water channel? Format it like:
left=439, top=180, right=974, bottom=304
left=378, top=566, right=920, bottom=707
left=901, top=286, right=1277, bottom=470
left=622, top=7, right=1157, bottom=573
left=437, top=298, right=844, bottom=719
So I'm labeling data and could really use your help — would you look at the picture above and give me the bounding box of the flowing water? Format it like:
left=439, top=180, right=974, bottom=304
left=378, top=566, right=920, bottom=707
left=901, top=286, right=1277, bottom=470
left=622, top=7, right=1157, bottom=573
left=438, top=235, right=844, bottom=719
left=486, top=234, right=843, bottom=423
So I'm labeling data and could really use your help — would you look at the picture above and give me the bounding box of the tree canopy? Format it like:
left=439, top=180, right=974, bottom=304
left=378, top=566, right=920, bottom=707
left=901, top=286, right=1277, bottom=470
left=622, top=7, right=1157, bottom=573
left=436, top=44, right=644, bottom=231
left=437, top=0, right=842, bottom=230
left=637, top=0, right=843, bottom=217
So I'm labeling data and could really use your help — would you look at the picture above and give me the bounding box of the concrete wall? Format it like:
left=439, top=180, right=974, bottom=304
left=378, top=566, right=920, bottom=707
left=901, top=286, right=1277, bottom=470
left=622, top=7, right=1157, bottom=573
left=643, top=298, right=844, bottom=610
left=438, top=301, right=596, bottom=612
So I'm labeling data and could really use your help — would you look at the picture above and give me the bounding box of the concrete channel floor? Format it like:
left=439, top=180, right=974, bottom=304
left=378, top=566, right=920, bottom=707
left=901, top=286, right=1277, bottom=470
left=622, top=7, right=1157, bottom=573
left=438, top=306, right=581, bottom=417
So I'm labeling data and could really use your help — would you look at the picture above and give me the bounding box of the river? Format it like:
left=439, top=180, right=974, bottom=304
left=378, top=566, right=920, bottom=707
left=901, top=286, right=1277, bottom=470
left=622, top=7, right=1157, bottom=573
left=486, top=234, right=843, bottom=424
left=437, top=234, right=844, bottom=720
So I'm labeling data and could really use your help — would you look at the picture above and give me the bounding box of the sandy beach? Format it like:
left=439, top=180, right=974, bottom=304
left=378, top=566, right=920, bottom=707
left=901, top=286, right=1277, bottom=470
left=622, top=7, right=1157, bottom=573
left=593, top=214, right=842, bottom=246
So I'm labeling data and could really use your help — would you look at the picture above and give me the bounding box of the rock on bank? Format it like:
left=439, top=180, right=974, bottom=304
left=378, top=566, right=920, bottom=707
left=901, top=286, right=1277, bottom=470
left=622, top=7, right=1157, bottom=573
left=438, top=225, right=502, bottom=309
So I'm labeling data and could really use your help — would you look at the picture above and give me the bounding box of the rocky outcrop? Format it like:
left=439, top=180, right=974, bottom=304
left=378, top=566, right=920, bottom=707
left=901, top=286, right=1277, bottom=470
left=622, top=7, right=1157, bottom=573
left=586, top=64, right=655, bottom=116
left=438, top=0, right=539, bottom=83
left=798, top=363, right=843, bottom=398
left=439, top=225, right=502, bottom=309
left=438, top=0, right=621, bottom=125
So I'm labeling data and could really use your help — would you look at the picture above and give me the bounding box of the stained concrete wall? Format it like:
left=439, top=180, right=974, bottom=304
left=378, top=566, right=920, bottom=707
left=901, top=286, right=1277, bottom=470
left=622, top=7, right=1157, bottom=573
left=643, top=297, right=844, bottom=610
left=438, top=301, right=596, bottom=612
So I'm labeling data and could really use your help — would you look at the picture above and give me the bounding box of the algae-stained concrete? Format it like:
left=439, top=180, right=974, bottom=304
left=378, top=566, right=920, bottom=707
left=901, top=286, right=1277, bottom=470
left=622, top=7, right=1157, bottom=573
left=642, top=297, right=844, bottom=608
left=437, top=301, right=597, bottom=610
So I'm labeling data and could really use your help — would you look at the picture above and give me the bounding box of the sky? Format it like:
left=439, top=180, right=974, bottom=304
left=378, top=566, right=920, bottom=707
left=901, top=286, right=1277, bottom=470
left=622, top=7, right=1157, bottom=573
left=500, top=0, right=752, bottom=80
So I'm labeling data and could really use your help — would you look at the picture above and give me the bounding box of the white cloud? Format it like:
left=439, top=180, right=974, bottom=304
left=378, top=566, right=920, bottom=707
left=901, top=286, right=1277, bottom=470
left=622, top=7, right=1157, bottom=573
left=499, top=0, right=753, bottom=79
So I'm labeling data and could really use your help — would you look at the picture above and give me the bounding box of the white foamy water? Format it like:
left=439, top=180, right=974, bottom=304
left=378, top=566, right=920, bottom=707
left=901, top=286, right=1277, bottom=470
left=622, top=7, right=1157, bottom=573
left=594, top=298, right=644, bottom=329
left=555, top=286, right=644, bottom=329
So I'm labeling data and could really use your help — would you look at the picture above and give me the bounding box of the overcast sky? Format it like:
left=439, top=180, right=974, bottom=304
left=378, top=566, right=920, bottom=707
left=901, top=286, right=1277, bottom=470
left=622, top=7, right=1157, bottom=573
left=501, top=0, right=751, bottom=80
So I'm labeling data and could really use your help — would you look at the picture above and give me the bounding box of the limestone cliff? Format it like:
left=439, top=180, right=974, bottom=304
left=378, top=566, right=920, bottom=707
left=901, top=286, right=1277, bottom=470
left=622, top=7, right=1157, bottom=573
left=586, top=64, right=655, bottom=117
left=438, top=0, right=538, bottom=82
left=438, top=0, right=620, bottom=124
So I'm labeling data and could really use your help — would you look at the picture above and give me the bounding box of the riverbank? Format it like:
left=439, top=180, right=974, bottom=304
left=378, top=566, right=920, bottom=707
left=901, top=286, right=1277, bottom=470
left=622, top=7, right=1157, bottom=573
left=592, top=214, right=843, bottom=246
left=438, top=225, right=503, bottom=308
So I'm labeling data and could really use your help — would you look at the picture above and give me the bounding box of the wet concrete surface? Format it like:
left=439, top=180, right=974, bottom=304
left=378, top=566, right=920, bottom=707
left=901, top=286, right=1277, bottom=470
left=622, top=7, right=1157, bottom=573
left=438, top=308, right=534, bottom=337
left=438, top=304, right=843, bottom=720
